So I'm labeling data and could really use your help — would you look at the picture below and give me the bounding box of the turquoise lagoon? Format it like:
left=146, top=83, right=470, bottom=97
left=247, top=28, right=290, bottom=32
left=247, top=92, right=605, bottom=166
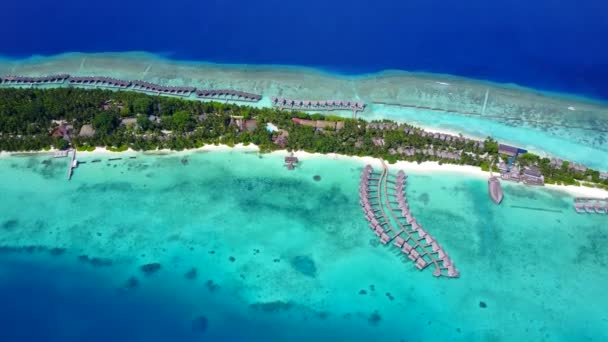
left=1, top=52, right=607, bottom=170
left=1, top=150, right=607, bottom=341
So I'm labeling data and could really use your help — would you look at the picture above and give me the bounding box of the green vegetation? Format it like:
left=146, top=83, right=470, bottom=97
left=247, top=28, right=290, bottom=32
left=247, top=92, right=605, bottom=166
left=0, top=87, right=606, bottom=189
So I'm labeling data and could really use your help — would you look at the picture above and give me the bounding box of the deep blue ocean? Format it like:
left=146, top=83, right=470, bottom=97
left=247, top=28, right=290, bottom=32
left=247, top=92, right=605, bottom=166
left=2, top=0, right=608, bottom=99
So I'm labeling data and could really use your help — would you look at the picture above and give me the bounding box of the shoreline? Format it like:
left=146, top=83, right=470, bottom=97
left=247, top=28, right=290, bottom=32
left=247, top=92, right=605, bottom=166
left=4, top=144, right=605, bottom=199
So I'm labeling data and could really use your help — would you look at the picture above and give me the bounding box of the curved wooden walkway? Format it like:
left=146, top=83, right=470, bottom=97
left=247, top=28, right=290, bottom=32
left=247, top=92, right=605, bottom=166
left=359, top=162, right=459, bottom=278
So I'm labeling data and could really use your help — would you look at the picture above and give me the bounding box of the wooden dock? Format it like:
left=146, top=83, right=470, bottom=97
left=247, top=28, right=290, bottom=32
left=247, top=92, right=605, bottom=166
left=284, top=154, right=299, bottom=170
left=67, top=149, right=77, bottom=180
left=359, top=162, right=460, bottom=278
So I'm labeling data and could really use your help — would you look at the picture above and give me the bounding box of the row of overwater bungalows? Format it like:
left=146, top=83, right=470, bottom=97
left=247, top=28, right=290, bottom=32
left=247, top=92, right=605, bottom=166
left=359, top=165, right=459, bottom=278
left=574, top=198, right=608, bottom=214
left=271, top=96, right=365, bottom=112
left=0, top=74, right=262, bottom=102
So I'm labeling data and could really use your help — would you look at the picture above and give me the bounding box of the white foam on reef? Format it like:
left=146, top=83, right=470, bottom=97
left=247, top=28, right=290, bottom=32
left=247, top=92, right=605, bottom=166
left=1, top=52, right=607, bottom=169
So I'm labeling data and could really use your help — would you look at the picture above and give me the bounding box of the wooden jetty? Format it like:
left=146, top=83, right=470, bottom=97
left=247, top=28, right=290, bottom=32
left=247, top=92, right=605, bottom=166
left=573, top=197, right=607, bottom=214
left=196, top=89, right=262, bottom=102
left=284, top=154, right=299, bottom=170
left=359, top=162, right=460, bottom=278
left=53, top=150, right=69, bottom=158
left=67, top=149, right=78, bottom=180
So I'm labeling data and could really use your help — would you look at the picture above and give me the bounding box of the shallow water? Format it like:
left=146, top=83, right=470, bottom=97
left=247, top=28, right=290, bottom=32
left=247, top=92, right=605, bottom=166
left=1, top=52, right=607, bottom=170
left=0, top=150, right=606, bottom=341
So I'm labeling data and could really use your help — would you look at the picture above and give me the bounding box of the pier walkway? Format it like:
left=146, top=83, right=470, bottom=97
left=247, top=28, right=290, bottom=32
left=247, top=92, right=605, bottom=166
left=359, top=162, right=460, bottom=278
left=573, top=197, right=608, bottom=214
left=67, top=149, right=78, bottom=180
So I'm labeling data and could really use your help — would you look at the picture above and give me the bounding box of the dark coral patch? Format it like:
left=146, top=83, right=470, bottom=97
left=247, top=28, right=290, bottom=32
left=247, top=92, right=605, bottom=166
left=368, top=310, right=382, bottom=326
left=313, top=175, right=321, bottom=181
left=78, top=255, right=113, bottom=267
left=140, top=262, right=162, bottom=275
left=191, top=315, right=208, bottom=333
left=479, top=301, right=487, bottom=308
left=290, top=255, right=317, bottom=277
left=2, top=219, right=19, bottom=230
left=205, top=280, right=220, bottom=292
left=184, top=268, right=197, bottom=280
left=48, top=247, right=66, bottom=256
left=249, top=301, right=294, bottom=313
left=124, top=276, right=139, bottom=290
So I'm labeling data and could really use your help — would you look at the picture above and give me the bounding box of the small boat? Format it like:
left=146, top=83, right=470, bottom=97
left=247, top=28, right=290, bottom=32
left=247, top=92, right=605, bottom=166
left=488, top=176, right=503, bottom=204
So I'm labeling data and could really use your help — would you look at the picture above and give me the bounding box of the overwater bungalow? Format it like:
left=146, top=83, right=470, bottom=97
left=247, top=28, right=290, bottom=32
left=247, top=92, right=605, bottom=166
left=594, top=202, right=606, bottom=214
left=402, top=244, right=413, bottom=254
left=68, top=76, right=131, bottom=88
left=408, top=249, right=420, bottom=261
left=196, top=89, right=262, bottom=102
left=415, top=258, right=428, bottom=270
left=132, top=80, right=195, bottom=97
left=393, top=236, right=406, bottom=248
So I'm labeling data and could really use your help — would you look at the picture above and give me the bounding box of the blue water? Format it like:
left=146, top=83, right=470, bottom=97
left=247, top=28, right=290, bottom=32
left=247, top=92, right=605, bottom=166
left=2, top=0, right=608, bottom=99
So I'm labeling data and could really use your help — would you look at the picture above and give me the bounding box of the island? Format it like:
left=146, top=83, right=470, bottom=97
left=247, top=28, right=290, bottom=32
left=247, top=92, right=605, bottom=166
left=1, top=84, right=607, bottom=193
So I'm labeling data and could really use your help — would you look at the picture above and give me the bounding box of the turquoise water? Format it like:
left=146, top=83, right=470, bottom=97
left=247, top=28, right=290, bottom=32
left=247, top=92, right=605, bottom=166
left=1, top=150, right=607, bottom=341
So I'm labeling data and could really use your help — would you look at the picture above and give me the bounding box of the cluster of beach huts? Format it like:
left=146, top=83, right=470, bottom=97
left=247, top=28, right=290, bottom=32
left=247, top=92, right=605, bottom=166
left=359, top=165, right=459, bottom=278
left=366, top=122, right=486, bottom=150
left=496, top=144, right=545, bottom=185
left=0, top=74, right=262, bottom=102
left=271, top=96, right=365, bottom=112
left=574, top=198, right=608, bottom=214
left=550, top=158, right=608, bottom=181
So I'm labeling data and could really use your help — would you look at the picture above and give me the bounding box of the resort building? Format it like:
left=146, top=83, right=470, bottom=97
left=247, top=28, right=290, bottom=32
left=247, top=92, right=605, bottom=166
left=292, top=118, right=344, bottom=131
left=273, top=130, right=289, bottom=148
left=568, top=163, right=588, bottom=173
left=244, top=120, right=257, bottom=132
left=120, top=118, right=138, bottom=128
left=550, top=158, right=564, bottom=168
left=498, top=144, right=526, bottom=157
left=78, top=124, right=96, bottom=137
left=522, top=166, right=545, bottom=185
